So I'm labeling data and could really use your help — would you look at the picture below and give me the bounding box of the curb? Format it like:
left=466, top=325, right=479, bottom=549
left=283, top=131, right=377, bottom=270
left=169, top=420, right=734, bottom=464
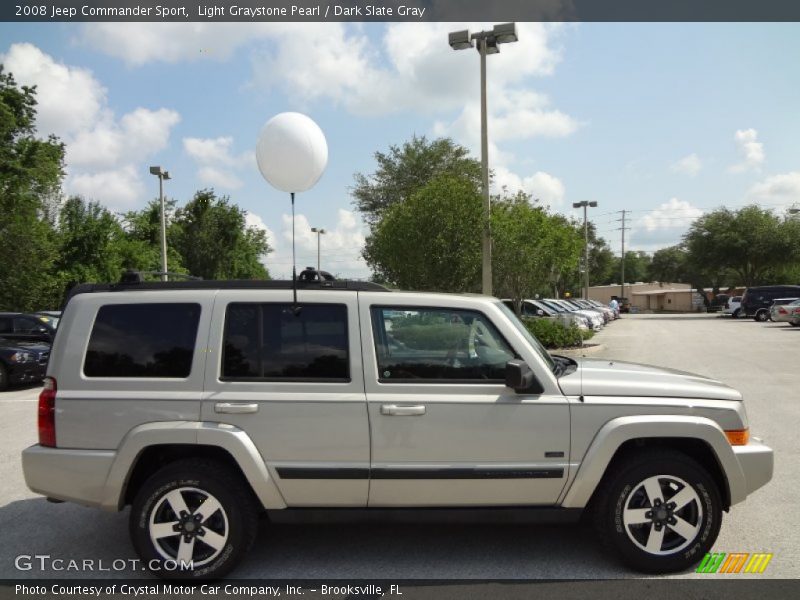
left=550, top=343, right=606, bottom=357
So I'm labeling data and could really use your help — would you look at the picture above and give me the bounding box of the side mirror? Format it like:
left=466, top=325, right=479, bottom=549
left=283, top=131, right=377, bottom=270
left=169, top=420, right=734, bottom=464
left=505, top=360, right=540, bottom=393
left=536, top=309, right=545, bottom=316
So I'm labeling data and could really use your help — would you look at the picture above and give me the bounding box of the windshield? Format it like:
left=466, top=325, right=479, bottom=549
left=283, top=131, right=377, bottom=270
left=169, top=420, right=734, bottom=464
left=496, top=302, right=555, bottom=373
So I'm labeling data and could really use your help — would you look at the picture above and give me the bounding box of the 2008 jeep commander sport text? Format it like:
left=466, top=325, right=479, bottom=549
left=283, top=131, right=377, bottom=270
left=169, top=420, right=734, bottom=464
left=22, top=278, right=773, bottom=578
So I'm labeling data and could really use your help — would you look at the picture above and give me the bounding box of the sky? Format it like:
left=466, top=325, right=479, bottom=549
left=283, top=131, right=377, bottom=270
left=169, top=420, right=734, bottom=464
left=1, top=21, right=799, bottom=279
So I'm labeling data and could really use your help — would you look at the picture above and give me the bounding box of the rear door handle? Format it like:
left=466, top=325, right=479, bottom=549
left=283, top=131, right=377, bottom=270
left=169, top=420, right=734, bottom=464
left=214, top=402, right=259, bottom=414
left=381, top=404, right=426, bottom=416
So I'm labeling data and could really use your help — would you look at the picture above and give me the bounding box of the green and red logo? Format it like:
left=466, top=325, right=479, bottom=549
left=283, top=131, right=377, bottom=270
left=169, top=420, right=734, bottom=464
left=696, top=552, right=773, bottom=574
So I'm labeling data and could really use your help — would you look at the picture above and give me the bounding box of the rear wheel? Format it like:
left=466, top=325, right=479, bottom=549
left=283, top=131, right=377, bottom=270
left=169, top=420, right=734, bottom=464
left=593, top=450, right=722, bottom=573
left=732, top=308, right=740, bottom=318
left=0, top=364, right=8, bottom=391
left=754, top=310, right=769, bottom=322
left=130, top=459, right=259, bottom=579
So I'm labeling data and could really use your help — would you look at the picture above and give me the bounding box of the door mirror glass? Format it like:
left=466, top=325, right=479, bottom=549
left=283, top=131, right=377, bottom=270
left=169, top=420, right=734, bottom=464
left=537, top=309, right=545, bottom=316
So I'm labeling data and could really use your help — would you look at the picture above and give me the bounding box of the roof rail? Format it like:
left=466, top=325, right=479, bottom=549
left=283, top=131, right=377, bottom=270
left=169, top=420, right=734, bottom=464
left=64, top=278, right=390, bottom=305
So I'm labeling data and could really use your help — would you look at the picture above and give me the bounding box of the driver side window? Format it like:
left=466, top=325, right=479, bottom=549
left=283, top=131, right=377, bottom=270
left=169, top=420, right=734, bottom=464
left=371, top=307, right=515, bottom=382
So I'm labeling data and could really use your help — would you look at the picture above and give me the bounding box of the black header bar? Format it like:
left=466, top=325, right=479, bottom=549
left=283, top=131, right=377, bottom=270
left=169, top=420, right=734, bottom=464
left=4, top=1, right=800, bottom=23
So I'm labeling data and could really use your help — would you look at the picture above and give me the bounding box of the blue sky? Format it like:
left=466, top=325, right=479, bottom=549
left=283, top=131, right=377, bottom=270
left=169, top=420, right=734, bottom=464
left=1, top=22, right=798, bottom=278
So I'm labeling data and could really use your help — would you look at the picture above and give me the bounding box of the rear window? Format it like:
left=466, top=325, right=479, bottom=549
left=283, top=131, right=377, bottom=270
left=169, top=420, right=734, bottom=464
left=222, top=303, right=349, bottom=381
left=84, top=303, right=201, bottom=378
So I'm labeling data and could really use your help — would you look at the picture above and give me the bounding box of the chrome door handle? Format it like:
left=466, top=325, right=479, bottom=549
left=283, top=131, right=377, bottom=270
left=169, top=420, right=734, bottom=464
left=214, top=402, right=259, bottom=414
left=381, top=404, right=426, bottom=416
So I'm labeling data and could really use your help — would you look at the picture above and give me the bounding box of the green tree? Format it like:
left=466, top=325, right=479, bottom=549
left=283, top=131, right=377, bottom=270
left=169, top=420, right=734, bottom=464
left=492, top=196, right=582, bottom=312
left=55, top=197, right=127, bottom=286
left=647, top=245, right=688, bottom=283
left=683, top=205, right=797, bottom=287
left=363, top=175, right=483, bottom=291
left=121, top=199, right=187, bottom=275
left=0, top=66, right=65, bottom=310
left=171, top=189, right=271, bottom=280
left=353, top=136, right=482, bottom=225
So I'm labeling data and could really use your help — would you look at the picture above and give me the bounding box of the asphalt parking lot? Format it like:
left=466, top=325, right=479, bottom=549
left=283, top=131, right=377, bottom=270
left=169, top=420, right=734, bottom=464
left=0, top=313, right=796, bottom=580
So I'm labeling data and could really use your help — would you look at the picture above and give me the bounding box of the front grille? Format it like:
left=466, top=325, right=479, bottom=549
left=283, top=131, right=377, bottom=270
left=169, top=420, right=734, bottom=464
left=38, top=351, right=50, bottom=365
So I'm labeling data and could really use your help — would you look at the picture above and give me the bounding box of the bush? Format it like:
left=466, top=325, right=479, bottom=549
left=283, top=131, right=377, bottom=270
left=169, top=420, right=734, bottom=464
left=522, top=317, right=594, bottom=349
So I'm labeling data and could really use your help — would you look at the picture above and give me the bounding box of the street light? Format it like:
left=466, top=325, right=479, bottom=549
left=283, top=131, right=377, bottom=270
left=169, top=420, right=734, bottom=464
left=573, top=200, right=598, bottom=300
left=149, top=166, right=171, bottom=282
left=310, top=227, right=326, bottom=273
left=449, top=23, right=519, bottom=296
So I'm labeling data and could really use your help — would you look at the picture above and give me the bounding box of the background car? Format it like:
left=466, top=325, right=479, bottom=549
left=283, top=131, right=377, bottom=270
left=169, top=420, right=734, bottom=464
left=545, top=299, right=604, bottom=331
left=501, top=299, right=590, bottom=330
left=0, top=337, right=50, bottom=391
left=771, top=298, right=800, bottom=323
left=741, top=285, right=800, bottom=321
left=723, top=295, right=742, bottom=318
left=0, top=313, right=56, bottom=344
left=708, top=293, right=730, bottom=313
left=31, top=311, right=62, bottom=329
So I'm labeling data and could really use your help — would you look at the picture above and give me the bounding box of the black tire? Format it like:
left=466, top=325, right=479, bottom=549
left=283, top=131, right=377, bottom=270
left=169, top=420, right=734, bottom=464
left=790, top=322, right=799, bottom=327
left=0, top=363, right=8, bottom=392
left=732, top=309, right=740, bottom=319
left=592, top=450, right=722, bottom=573
left=755, top=310, right=769, bottom=322
left=130, top=459, right=259, bottom=580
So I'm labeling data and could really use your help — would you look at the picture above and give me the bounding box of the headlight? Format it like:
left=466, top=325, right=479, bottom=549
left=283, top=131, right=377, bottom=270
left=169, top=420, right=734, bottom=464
left=10, top=352, right=33, bottom=363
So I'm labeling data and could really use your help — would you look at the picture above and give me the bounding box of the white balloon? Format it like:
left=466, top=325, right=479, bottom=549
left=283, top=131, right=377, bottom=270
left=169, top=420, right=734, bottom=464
left=256, top=112, right=328, bottom=193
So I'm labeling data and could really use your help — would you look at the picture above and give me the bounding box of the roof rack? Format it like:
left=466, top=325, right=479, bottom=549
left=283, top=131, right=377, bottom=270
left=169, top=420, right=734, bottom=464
left=65, top=278, right=389, bottom=303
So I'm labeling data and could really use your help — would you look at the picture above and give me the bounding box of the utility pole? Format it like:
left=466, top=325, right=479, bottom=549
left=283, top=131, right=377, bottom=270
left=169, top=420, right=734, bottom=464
left=573, top=201, right=598, bottom=299
left=617, top=210, right=630, bottom=301
left=310, top=227, right=326, bottom=273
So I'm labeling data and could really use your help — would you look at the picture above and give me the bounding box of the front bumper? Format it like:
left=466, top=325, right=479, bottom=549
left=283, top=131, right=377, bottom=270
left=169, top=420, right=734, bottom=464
left=732, top=437, right=773, bottom=499
left=22, top=445, right=116, bottom=509
left=7, top=362, right=46, bottom=385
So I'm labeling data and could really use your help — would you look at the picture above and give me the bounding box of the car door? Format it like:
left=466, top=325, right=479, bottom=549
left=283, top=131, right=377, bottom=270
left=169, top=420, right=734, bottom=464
left=13, top=316, right=52, bottom=343
left=360, top=294, right=571, bottom=507
left=201, top=290, right=370, bottom=507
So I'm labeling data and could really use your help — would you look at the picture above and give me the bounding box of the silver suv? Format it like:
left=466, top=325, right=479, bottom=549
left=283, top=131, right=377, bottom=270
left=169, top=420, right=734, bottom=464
left=22, top=279, right=773, bottom=579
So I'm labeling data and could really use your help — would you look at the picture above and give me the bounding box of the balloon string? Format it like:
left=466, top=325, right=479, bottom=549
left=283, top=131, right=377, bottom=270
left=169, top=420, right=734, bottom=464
left=291, top=192, right=299, bottom=314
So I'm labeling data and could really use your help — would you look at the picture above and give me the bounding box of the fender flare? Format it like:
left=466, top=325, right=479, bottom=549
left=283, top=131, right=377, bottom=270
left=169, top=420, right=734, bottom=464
left=100, top=421, right=287, bottom=511
left=560, top=415, right=746, bottom=508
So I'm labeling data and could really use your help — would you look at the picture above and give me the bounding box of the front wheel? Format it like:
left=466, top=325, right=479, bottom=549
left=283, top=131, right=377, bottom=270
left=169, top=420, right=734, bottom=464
left=130, top=459, right=259, bottom=579
left=732, top=308, right=740, bottom=318
left=754, top=310, right=769, bottom=322
left=593, top=450, right=722, bottom=573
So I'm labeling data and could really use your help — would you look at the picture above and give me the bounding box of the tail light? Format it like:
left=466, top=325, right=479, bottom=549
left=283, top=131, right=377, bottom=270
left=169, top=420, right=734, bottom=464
left=38, top=377, right=56, bottom=447
left=778, top=307, right=787, bottom=315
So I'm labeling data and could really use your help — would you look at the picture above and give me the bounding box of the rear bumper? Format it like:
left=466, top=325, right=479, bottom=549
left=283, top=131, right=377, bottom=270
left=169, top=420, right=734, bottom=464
left=22, top=445, right=116, bottom=509
left=732, top=438, right=773, bottom=500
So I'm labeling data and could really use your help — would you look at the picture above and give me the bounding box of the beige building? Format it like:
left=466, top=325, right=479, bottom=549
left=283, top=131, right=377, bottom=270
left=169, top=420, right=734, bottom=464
left=588, top=282, right=690, bottom=305
left=631, top=288, right=706, bottom=312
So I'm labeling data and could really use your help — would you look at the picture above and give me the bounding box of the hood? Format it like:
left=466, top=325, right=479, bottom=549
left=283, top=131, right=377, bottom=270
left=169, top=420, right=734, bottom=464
left=557, top=357, right=742, bottom=401
left=0, top=337, right=51, bottom=352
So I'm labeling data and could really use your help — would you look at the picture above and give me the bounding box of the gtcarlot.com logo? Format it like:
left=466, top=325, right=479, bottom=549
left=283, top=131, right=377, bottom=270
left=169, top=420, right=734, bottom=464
left=696, top=552, right=773, bottom=574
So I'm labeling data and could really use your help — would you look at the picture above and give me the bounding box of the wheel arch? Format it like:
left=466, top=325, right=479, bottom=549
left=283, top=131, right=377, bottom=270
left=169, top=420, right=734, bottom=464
left=101, top=421, right=286, bottom=511
left=561, top=415, right=745, bottom=510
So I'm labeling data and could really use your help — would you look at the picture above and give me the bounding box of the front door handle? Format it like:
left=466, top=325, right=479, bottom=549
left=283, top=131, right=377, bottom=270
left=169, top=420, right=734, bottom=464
left=214, top=402, right=259, bottom=414
left=381, top=404, right=426, bottom=416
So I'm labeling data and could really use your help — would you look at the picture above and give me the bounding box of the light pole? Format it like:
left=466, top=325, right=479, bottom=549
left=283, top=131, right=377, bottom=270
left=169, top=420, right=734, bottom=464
left=449, top=23, right=519, bottom=296
left=573, top=200, right=598, bottom=299
left=149, top=166, right=171, bottom=282
left=310, top=227, right=326, bottom=273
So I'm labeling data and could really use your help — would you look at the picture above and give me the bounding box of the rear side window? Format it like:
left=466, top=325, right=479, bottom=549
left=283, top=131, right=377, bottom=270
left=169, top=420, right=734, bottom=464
left=84, top=304, right=201, bottom=378
left=222, top=303, right=349, bottom=381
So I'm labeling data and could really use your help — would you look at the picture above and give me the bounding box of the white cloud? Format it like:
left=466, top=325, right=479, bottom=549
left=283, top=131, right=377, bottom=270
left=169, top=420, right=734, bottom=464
left=747, top=171, right=800, bottom=210
left=183, top=136, right=254, bottom=190
left=671, top=153, right=702, bottom=177
left=729, top=128, right=765, bottom=173
left=79, top=23, right=282, bottom=66
left=1, top=42, right=181, bottom=212
left=492, top=167, right=565, bottom=207
left=67, top=166, right=145, bottom=212
left=1, top=42, right=106, bottom=137
left=640, top=198, right=704, bottom=232
left=262, top=209, right=368, bottom=279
